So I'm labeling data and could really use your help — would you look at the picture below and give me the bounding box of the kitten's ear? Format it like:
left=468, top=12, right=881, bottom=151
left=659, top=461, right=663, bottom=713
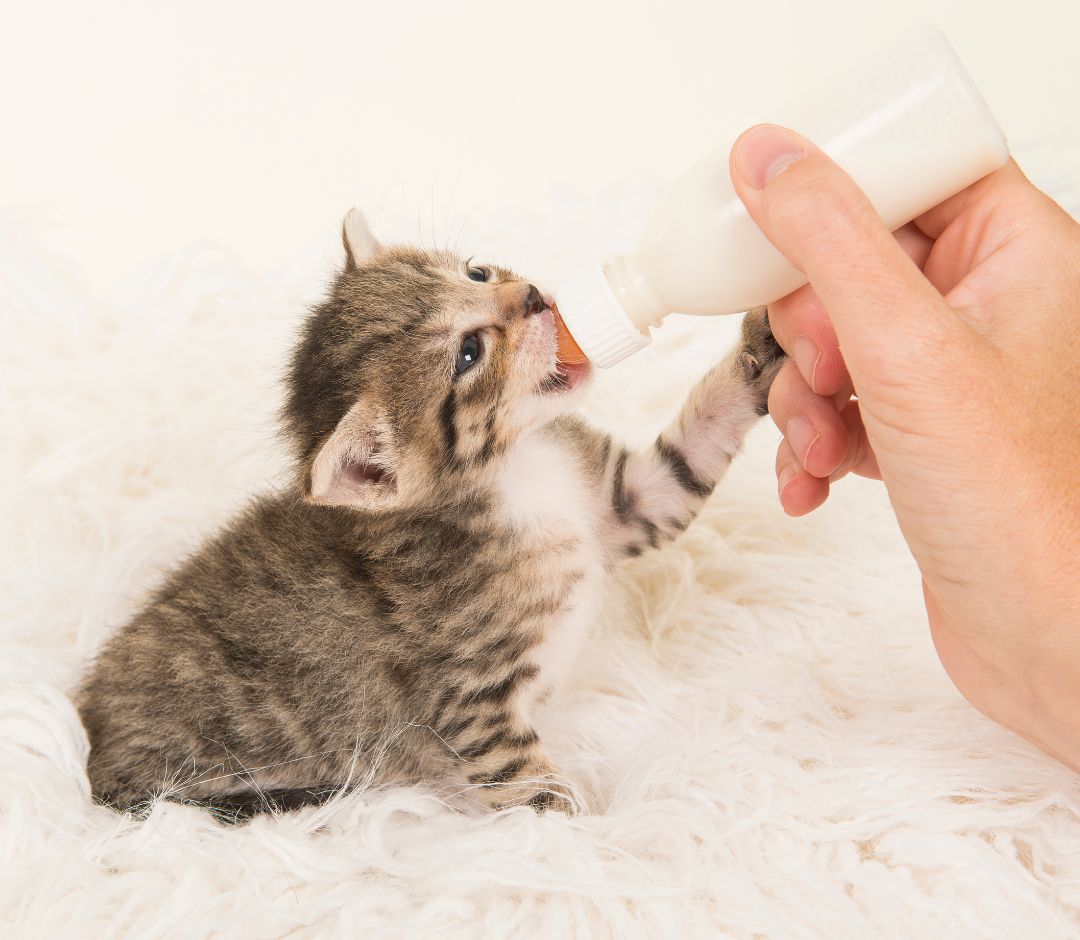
left=342, top=208, right=380, bottom=269
left=307, top=400, right=402, bottom=511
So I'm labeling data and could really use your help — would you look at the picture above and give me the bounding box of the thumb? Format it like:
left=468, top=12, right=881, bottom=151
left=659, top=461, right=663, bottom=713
left=729, top=124, right=962, bottom=384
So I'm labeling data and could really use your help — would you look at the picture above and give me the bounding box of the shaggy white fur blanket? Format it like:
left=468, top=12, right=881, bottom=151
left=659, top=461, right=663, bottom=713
left=3, top=171, right=1080, bottom=938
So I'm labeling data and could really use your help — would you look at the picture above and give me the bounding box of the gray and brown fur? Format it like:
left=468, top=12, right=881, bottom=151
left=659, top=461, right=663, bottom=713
left=76, top=210, right=785, bottom=820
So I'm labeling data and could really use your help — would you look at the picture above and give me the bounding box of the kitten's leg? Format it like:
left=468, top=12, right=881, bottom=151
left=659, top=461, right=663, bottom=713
left=602, top=307, right=785, bottom=559
left=429, top=675, right=575, bottom=814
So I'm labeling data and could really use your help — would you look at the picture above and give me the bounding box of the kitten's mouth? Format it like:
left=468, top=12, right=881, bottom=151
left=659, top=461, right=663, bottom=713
left=535, top=303, right=592, bottom=395
left=538, top=358, right=592, bottom=395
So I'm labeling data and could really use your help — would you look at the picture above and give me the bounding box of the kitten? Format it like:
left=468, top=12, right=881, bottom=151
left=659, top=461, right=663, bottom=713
left=76, top=210, right=785, bottom=819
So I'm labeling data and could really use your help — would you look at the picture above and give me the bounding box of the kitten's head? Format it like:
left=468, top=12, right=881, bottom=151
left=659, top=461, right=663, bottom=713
left=282, top=209, right=592, bottom=513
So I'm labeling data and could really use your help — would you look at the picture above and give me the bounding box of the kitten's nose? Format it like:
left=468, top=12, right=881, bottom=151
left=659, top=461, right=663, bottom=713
left=496, top=282, right=548, bottom=320
left=523, top=284, right=546, bottom=317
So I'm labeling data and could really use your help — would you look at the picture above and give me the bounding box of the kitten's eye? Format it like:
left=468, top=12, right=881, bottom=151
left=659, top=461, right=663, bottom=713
left=466, top=264, right=490, bottom=283
left=456, top=334, right=482, bottom=375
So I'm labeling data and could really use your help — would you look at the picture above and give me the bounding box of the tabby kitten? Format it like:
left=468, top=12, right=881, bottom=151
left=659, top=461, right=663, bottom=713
left=77, top=210, right=785, bottom=819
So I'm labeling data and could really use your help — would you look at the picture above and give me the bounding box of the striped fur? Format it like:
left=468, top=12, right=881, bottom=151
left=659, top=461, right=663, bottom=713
left=76, top=218, right=784, bottom=818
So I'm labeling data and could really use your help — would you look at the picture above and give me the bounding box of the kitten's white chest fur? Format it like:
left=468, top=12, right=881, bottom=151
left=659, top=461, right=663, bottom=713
left=497, top=428, right=605, bottom=712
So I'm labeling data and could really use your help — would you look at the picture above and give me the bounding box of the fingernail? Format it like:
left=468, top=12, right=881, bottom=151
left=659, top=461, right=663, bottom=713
left=785, top=416, right=819, bottom=468
left=777, top=464, right=797, bottom=499
left=792, top=336, right=821, bottom=393
left=734, top=124, right=806, bottom=190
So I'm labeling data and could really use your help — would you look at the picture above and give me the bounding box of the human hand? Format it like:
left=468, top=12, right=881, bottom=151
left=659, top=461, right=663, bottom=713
left=729, top=124, right=1080, bottom=770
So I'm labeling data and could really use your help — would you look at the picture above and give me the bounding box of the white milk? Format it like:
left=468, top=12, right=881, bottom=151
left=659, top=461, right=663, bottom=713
left=554, top=24, right=1009, bottom=368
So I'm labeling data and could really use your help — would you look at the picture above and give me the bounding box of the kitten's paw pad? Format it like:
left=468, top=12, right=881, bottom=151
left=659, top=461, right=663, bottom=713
left=739, top=306, right=786, bottom=414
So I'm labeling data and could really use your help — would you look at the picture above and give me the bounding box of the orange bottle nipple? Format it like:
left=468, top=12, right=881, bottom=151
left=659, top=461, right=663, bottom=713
left=551, top=302, right=588, bottom=365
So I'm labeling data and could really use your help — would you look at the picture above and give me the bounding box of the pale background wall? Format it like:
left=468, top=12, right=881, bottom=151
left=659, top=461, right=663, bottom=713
left=3, top=0, right=1077, bottom=293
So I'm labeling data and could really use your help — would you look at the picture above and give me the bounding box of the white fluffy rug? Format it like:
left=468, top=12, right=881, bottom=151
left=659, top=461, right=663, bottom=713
left=4, top=168, right=1080, bottom=938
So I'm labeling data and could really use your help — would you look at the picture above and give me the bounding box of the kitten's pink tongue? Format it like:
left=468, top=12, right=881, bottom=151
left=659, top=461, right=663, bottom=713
left=551, top=303, right=588, bottom=365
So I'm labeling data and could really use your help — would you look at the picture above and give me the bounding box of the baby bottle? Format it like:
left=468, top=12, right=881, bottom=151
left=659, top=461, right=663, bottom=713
left=553, top=24, right=1009, bottom=368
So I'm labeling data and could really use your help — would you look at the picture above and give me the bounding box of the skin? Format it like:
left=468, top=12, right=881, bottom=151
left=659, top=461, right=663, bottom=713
left=727, top=123, right=1080, bottom=771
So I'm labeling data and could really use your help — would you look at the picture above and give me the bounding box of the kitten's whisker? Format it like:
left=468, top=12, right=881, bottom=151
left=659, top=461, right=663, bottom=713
left=393, top=169, right=412, bottom=240
left=365, top=196, right=409, bottom=247
left=442, top=168, right=461, bottom=253
left=430, top=178, right=437, bottom=254
left=452, top=207, right=480, bottom=259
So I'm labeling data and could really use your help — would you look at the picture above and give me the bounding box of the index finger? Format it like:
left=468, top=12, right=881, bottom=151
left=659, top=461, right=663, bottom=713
left=767, top=223, right=934, bottom=397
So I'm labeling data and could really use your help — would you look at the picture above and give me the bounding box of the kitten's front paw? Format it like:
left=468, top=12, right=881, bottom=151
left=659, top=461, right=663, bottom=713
left=739, top=306, right=786, bottom=415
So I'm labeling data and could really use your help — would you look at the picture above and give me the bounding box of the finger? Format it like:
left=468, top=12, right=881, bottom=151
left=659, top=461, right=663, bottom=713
left=893, top=222, right=935, bottom=270
left=767, top=360, right=849, bottom=479
left=767, top=287, right=849, bottom=397
left=768, top=223, right=933, bottom=398
left=916, top=160, right=1072, bottom=307
left=828, top=400, right=882, bottom=482
left=913, top=159, right=1032, bottom=240
left=730, top=124, right=962, bottom=385
left=776, top=437, right=829, bottom=516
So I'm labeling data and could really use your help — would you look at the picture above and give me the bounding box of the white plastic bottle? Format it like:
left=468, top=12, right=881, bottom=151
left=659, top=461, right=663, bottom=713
left=553, top=25, right=1009, bottom=368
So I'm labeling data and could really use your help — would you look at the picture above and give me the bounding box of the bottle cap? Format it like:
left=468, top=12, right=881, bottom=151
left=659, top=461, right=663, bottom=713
left=553, top=264, right=651, bottom=368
